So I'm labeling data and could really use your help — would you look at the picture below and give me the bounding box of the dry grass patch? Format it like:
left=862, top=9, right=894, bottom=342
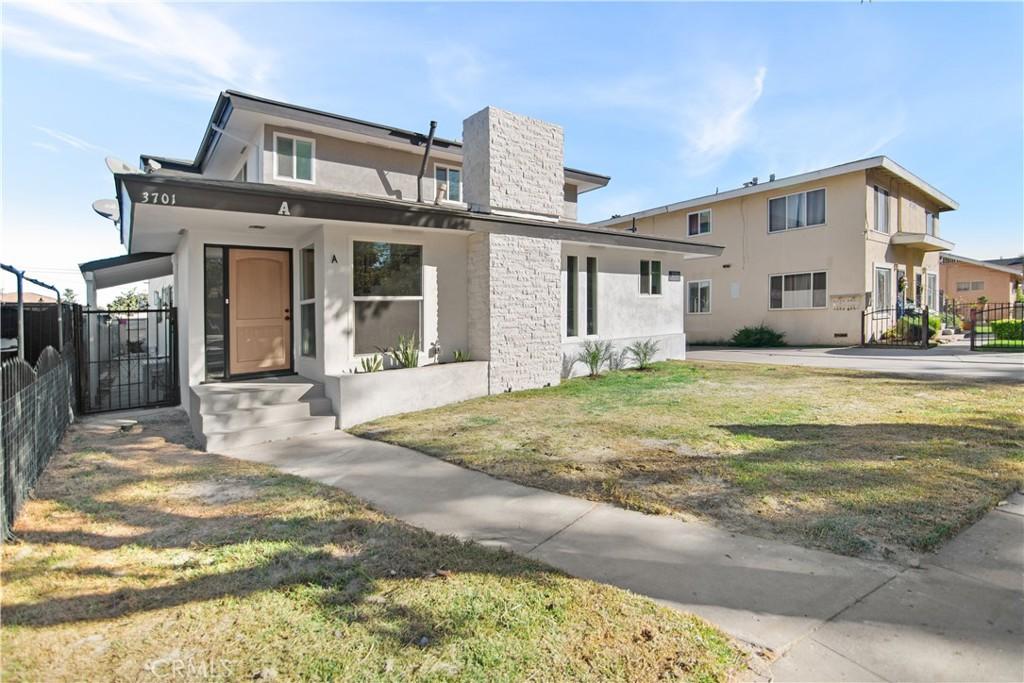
left=2, top=410, right=743, bottom=683
left=354, top=361, right=1024, bottom=560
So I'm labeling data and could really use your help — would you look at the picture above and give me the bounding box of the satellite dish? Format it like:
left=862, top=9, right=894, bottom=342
left=105, top=156, right=139, bottom=175
left=92, top=198, right=120, bottom=224
left=145, top=158, right=162, bottom=173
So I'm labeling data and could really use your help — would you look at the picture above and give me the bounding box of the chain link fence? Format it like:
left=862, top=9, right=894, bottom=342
left=1, top=346, right=77, bottom=539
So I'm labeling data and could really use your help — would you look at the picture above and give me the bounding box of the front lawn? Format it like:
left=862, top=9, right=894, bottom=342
left=354, top=361, right=1023, bottom=559
left=1, top=410, right=742, bottom=682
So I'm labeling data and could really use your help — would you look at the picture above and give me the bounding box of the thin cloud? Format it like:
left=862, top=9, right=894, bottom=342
left=686, top=66, right=766, bottom=164
left=35, top=126, right=104, bottom=152
left=4, top=2, right=276, bottom=100
left=31, top=142, right=60, bottom=153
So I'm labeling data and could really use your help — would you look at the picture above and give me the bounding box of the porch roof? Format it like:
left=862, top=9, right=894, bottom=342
left=116, top=173, right=724, bottom=258
left=890, top=232, right=955, bottom=253
left=79, top=252, right=173, bottom=289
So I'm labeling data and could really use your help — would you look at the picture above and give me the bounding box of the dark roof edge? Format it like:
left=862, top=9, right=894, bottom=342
left=139, top=90, right=610, bottom=184
left=80, top=252, right=172, bottom=273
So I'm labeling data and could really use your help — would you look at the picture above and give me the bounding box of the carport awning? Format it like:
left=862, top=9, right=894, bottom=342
left=79, top=252, right=172, bottom=289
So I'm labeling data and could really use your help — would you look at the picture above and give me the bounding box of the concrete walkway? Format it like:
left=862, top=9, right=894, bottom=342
left=229, top=432, right=1024, bottom=682
left=686, top=344, right=1023, bottom=381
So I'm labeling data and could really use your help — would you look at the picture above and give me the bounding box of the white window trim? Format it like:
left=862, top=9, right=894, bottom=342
left=872, top=185, right=891, bottom=234
left=432, top=163, right=464, bottom=205
left=927, top=272, right=938, bottom=309
left=565, top=255, right=579, bottom=339
left=687, top=208, right=712, bottom=236
left=639, top=259, right=663, bottom=297
left=873, top=265, right=893, bottom=316
left=273, top=131, right=316, bottom=184
left=767, top=187, right=827, bottom=234
left=299, top=244, right=316, bottom=358
left=584, top=256, right=599, bottom=337
left=687, top=279, right=712, bottom=314
left=768, top=270, right=829, bottom=311
left=349, top=237, right=425, bottom=357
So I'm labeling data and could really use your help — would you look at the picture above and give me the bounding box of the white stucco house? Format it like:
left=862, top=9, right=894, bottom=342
left=80, top=91, right=721, bottom=450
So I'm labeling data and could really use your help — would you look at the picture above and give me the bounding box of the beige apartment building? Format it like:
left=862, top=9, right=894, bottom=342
left=596, top=157, right=958, bottom=345
left=940, top=253, right=1023, bottom=304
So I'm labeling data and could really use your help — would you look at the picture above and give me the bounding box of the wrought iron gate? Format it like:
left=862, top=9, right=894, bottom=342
left=862, top=307, right=932, bottom=349
left=77, top=308, right=179, bottom=413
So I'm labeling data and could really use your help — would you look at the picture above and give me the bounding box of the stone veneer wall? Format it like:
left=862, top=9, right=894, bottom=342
left=468, top=232, right=562, bottom=393
left=463, top=107, right=565, bottom=219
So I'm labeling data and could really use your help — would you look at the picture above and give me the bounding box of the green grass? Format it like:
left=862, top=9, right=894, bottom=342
left=353, top=361, right=1024, bottom=559
left=978, top=339, right=1024, bottom=350
left=1, top=411, right=743, bottom=683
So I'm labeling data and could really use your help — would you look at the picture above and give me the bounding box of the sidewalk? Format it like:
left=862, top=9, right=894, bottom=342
left=229, top=432, right=1024, bottom=681
left=686, top=345, right=1024, bottom=381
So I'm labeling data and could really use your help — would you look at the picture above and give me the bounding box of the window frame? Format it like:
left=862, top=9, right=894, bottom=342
left=927, top=272, right=938, bottom=310
left=350, top=238, right=424, bottom=357
left=925, top=211, right=936, bottom=236
left=767, top=187, right=827, bottom=234
left=768, top=270, right=829, bottom=311
left=433, top=163, right=463, bottom=204
left=687, top=279, right=712, bottom=314
left=566, top=255, right=578, bottom=338
left=873, top=185, right=890, bottom=234
left=687, top=209, right=712, bottom=236
left=873, top=266, right=893, bottom=313
left=639, top=259, right=662, bottom=296
left=299, top=244, right=316, bottom=358
left=586, top=256, right=598, bottom=335
left=273, top=132, right=316, bottom=184
left=955, top=281, right=971, bottom=292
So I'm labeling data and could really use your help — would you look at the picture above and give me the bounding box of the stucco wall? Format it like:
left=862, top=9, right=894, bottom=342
left=468, top=232, right=562, bottom=392
left=463, top=107, right=564, bottom=219
left=940, top=260, right=1021, bottom=304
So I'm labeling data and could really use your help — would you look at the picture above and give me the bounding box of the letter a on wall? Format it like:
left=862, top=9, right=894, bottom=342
left=278, top=201, right=290, bottom=216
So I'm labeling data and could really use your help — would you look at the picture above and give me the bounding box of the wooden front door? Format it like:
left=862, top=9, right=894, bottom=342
left=228, top=248, right=291, bottom=376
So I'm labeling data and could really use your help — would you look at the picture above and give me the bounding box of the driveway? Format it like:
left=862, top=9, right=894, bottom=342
left=227, top=432, right=1024, bottom=682
left=687, top=344, right=1023, bottom=381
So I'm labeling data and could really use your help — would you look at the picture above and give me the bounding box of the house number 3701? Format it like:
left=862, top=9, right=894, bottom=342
left=140, top=191, right=177, bottom=205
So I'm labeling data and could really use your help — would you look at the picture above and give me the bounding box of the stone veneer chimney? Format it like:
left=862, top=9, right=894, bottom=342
left=462, top=106, right=565, bottom=221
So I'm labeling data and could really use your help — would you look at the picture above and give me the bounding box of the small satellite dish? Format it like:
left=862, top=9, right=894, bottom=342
left=92, top=198, right=120, bottom=224
left=145, top=158, right=162, bottom=173
left=105, top=156, right=138, bottom=175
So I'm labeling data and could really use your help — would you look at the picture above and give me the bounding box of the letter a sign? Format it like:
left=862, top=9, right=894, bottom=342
left=278, top=201, right=290, bottom=216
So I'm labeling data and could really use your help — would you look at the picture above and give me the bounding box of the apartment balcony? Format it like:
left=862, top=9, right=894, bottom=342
left=890, top=231, right=955, bottom=252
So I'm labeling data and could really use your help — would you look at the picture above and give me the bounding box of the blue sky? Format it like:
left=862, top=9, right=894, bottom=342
left=2, top=1, right=1021, bottom=302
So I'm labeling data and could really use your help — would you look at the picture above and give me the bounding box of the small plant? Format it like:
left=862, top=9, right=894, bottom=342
left=452, top=349, right=471, bottom=362
left=359, top=354, right=383, bottom=373
left=731, top=324, right=786, bottom=347
left=625, top=338, right=660, bottom=370
left=576, top=339, right=614, bottom=377
left=378, top=335, right=420, bottom=369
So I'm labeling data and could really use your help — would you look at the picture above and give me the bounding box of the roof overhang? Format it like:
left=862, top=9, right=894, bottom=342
left=116, top=174, right=720, bottom=257
left=889, top=232, right=955, bottom=252
left=79, top=252, right=173, bottom=289
left=139, top=90, right=610, bottom=191
left=593, top=155, right=958, bottom=227
left=941, top=253, right=1024, bottom=276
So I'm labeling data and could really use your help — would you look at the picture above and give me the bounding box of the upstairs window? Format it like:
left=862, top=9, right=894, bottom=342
left=687, top=209, right=712, bottom=236
left=873, top=186, right=890, bottom=233
left=434, top=165, right=462, bottom=203
left=925, top=211, right=936, bottom=235
left=274, top=133, right=314, bottom=182
left=769, top=189, right=826, bottom=232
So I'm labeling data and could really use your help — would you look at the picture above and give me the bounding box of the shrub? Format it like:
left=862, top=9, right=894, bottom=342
left=625, top=338, right=660, bottom=370
left=576, top=340, right=614, bottom=377
left=378, top=335, right=419, bottom=369
left=882, top=314, right=940, bottom=343
left=991, top=319, right=1024, bottom=341
left=731, top=324, right=786, bottom=347
left=359, top=354, right=383, bottom=373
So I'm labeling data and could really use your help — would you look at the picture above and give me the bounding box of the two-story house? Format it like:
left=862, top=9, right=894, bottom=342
left=596, top=157, right=957, bottom=345
left=80, top=91, right=721, bottom=450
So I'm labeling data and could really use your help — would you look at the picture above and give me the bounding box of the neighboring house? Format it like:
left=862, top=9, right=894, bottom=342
left=596, top=157, right=957, bottom=345
left=0, top=291, right=58, bottom=304
left=940, top=253, right=1024, bottom=304
left=81, top=91, right=721, bottom=448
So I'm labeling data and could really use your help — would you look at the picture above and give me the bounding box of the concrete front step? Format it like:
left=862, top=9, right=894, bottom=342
left=204, top=415, right=337, bottom=453
left=198, top=397, right=334, bottom=432
left=192, top=380, right=324, bottom=413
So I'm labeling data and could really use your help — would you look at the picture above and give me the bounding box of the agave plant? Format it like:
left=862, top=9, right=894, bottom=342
left=359, top=354, right=383, bottom=373
left=576, top=339, right=614, bottom=377
left=379, top=335, right=420, bottom=369
left=625, top=338, right=660, bottom=370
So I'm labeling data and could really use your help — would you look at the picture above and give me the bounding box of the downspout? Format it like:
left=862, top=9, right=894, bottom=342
left=416, top=121, right=438, bottom=203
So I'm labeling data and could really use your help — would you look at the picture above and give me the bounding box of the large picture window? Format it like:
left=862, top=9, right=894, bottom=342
left=274, top=133, right=314, bottom=182
left=769, top=189, right=826, bottom=232
left=770, top=271, right=827, bottom=310
left=353, top=241, right=422, bottom=354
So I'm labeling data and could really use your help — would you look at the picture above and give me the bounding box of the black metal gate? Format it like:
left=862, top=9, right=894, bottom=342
left=965, top=302, right=1024, bottom=351
left=862, top=307, right=933, bottom=348
left=77, top=308, right=179, bottom=413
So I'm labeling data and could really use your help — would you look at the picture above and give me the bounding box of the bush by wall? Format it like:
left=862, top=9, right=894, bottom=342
left=991, top=319, right=1024, bottom=341
left=731, top=324, right=786, bottom=347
